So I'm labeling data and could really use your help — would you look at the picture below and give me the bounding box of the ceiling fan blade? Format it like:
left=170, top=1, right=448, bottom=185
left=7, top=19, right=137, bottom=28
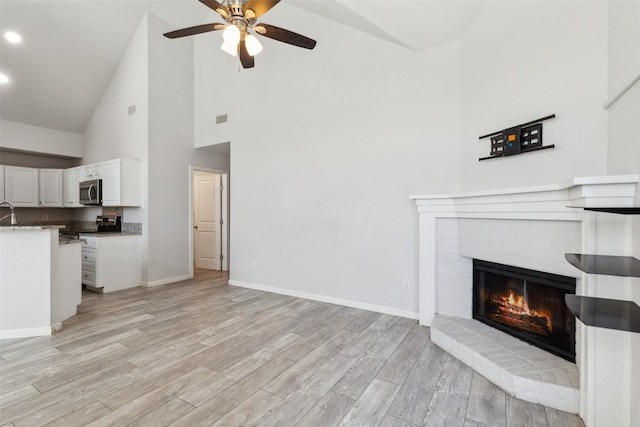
left=199, top=0, right=230, bottom=18
left=254, top=23, right=316, bottom=49
left=164, top=23, right=224, bottom=39
left=239, top=40, right=255, bottom=69
left=243, top=0, right=281, bottom=19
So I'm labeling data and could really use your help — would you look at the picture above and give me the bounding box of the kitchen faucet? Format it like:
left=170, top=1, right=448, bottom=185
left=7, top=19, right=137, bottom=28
left=0, top=200, right=17, bottom=225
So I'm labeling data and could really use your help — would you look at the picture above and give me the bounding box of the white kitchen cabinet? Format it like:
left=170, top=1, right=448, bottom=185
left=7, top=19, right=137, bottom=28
left=81, top=234, right=141, bottom=293
left=82, top=163, right=103, bottom=180
left=4, top=166, right=39, bottom=207
left=63, top=167, right=83, bottom=207
left=101, top=159, right=142, bottom=207
left=0, top=165, right=4, bottom=200
left=54, top=241, right=82, bottom=325
left=81, top=243, right=97, bottom=287
left=39, top=169, right=63, bottom=207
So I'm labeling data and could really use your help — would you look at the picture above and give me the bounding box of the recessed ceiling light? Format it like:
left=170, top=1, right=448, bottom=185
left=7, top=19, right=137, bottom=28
left=0, top=73, right=9, bottom=84
left=5, top=31, right=22, bottom=44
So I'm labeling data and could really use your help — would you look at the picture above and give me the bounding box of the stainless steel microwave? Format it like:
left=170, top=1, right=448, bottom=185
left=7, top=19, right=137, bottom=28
left=79, top=179, right=102, bottom=205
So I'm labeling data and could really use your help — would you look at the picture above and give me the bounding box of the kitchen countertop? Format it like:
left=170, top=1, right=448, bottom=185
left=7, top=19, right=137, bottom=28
left=0, top=225, right=65, bottom=231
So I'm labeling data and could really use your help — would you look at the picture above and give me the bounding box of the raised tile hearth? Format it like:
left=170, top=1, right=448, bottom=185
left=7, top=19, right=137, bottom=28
left=431, top=315, right=579, bottom=413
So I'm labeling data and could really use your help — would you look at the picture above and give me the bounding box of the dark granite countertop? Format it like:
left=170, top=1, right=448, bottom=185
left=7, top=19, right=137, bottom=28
left=1, top=224, right=65, bottom=230
left=77, top=231, right=142, bottom=237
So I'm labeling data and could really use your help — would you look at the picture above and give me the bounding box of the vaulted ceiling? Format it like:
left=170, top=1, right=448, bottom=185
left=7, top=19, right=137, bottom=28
left=0, top=0, right=485, bottom=135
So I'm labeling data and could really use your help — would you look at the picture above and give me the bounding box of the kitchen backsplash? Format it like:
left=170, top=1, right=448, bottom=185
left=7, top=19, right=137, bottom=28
left=69, top=220, right=142, bottom=233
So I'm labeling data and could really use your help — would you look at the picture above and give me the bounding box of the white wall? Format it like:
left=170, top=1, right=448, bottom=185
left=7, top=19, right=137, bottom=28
left=146, top=14, right=229, bottom=284
left=459, top=1, right=608, bottom=192
left=606, top=2, right=640, bottom=427
left=83, top=13, right=229, bottom=285
left=83, top=14, right=150, bottom=276
left=0, top=120, right=84, bottom=158
left=83, top=17, right=149, bottom=164
left=195, top=4, right=461, bottom=316
left=456, top=3, right=639, bottom=426
left=607, top=0, right=640, bottom=178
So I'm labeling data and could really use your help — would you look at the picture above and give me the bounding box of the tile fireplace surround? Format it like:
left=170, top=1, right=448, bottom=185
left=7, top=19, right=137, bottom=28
left=412, top=175, right=639, bottom=427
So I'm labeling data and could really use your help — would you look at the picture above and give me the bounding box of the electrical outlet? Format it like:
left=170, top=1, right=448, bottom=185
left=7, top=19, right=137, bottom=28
left=403, top=279, right=410, bottom=291
left=251, top=261, right=257, bottom=270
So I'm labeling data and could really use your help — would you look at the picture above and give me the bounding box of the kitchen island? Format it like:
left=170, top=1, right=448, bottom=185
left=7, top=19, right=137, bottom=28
left=0, top=225, right=82, bottom=339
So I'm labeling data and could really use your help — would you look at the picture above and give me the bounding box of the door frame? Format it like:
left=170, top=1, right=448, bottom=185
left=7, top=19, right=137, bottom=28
left=188, top=165, right=229, bottom=278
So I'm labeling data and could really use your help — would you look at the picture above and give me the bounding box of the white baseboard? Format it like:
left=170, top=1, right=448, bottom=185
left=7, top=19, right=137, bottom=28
left=142, top=274, right=191, bottom=288
left=228, top=280, right=419, bottom=320
left=0, top=327, right=52, bottom=339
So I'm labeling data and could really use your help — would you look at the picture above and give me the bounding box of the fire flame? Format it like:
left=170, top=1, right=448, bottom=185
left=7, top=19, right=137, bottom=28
left=505, top=292, right=529, bottom=311
left=500, top=290, right=553, bottom=333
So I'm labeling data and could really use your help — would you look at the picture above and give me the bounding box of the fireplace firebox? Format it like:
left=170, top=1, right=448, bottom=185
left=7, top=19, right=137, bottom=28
left=473, top=259, right=576, bottom=362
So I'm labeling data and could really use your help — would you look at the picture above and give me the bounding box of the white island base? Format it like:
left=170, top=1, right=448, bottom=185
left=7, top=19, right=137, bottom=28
left=0, top=226, right=82, bottom=339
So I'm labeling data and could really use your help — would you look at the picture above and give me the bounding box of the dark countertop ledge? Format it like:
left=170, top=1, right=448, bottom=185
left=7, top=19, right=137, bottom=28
left=77, top=231, right=142, bottom=237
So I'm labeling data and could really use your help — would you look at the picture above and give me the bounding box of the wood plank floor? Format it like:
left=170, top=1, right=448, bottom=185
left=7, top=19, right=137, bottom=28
left=0, top=270, right=585, bottom=427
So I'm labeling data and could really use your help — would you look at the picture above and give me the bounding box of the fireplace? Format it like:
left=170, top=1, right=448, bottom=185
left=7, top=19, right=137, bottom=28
left=473, top=259, right=576, bottom=362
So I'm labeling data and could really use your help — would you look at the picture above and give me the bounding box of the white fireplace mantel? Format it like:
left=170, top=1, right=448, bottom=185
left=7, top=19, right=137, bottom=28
left=412, top=174, right=639, bottom=222
left=411, top=174, right=639, bottom=326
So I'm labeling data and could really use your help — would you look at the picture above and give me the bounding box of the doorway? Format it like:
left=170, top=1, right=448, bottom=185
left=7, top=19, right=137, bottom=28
left=190, top=167, right=228, bottom=275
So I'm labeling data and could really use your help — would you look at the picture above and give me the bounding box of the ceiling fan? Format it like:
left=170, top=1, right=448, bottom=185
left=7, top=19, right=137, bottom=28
left=164, top=0, right=317, bottom=69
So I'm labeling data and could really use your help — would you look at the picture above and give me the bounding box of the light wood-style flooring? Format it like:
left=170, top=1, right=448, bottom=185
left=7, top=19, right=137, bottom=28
left=0, top=270, right=585, bottom=426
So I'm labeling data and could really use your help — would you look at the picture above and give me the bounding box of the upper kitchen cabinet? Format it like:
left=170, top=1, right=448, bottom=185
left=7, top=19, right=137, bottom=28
left=63, top=167, right=83, bottom=207
left=101, top=159, right=142, bottom=207
left=39, top=169, right=63, bottom=208
left=4, top=166, right=39, bottom=207
left=83, top=163, right=103, bottom=180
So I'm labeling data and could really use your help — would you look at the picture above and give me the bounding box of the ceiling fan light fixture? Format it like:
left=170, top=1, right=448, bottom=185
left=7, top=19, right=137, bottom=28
left=244, top=34, right=263, bottom=56
left=220, top=40, right=238, bottom=56
left=4, top=31, right=22, bottom=44
left=222, top=24, right=240, bottom=44
left=164, top=0, right=317, bottom=69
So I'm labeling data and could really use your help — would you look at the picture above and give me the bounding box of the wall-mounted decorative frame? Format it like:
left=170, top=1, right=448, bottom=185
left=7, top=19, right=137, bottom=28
left=478, top=114, right=555, bottom=161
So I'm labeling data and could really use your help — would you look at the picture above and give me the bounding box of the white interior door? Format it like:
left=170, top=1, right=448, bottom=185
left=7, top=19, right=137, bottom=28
left=194, top=173, right=221, bottom=270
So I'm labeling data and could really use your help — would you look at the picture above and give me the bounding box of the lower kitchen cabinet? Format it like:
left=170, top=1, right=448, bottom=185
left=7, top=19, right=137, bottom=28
left=81, top=234, right=141, bottom=293
left=54, top=241, right=82, bottom=325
